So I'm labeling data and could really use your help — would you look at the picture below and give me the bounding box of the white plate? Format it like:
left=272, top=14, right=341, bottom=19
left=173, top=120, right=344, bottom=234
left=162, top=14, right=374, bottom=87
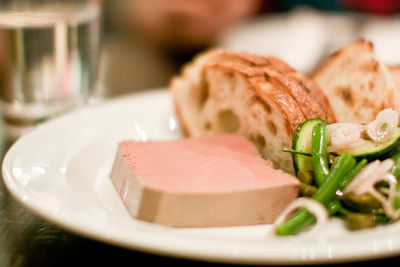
left=3, top=89, right=400, bottom=265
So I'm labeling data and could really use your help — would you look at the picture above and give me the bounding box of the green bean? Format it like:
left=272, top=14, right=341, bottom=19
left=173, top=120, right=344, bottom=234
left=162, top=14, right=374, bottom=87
left=338, top=159, right=368, bottom=190
left=275, top=209, right=316, bottom=236
left=391, top=151, right=400, bottom=178
left=275, top=154, right=356, bottom=235
left=329, top=155, right=340, bottom=172
left=312, top=123, right=330, bottom=186
left=327, top=199, right=342, bottom=215
left=313, top=154, right=356, bottom=205
left=335, top=204, right=352, bottom=217
left=395, top=191, right=400, bottom=210
left=391, top=152, right=400, bottom=209
left=282, top=148, right=312, bottom=157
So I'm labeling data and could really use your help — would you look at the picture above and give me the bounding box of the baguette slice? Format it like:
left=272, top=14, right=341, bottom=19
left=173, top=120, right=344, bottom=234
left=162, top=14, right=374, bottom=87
left=262, top=67, right=334, bottom=123
left=170, top=50, right=334, bottom=173
left=313, top=40, right=395, bottom=123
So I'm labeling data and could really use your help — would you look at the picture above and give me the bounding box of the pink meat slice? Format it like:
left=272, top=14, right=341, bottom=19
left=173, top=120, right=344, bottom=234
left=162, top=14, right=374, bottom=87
left=109, top=134, right=299, bottom=227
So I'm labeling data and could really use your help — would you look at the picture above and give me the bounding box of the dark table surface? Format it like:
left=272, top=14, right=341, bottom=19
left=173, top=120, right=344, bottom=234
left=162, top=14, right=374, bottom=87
left=2, top=36, right=400, bottom=267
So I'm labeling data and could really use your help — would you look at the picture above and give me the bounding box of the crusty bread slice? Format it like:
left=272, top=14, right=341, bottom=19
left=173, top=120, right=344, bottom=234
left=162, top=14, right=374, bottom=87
left=215, top=51, right=296, bottom=73
left=215, top=51, right=335, bottom=123
left=263, top=67, right=334, bottom=123
left=312, top=40, right=395, bottom=123
left=170, top=50, right=334, bottom=173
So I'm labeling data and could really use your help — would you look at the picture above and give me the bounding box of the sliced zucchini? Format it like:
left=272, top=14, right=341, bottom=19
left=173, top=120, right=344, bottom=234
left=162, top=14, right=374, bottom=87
left=292, top=120, right=400, bottom=172
left=292, top=118, right=325, bottom=174
left=332, top=127, right=400, bottom=160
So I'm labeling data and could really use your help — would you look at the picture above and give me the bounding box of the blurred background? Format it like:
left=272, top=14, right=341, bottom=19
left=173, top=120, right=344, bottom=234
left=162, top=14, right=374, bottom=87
left=0, top=2, right=399, bottom=266
left=0, top=0, right=400, bottom=141
left=101, top=0, right=400, bottom=97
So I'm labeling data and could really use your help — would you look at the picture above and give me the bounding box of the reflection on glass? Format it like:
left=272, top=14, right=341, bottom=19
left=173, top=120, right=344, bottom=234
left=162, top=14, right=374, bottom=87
left=0, top=2, right=101, bottom=140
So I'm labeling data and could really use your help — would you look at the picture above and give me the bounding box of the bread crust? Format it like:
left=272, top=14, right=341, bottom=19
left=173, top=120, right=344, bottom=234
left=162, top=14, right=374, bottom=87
left=288, top=72, right=336, bottom=123
left=262, top=67, right=331, bottom=123
left=311, top=39, right=374, bottom=77
left=216, top=51, right=296, bottom=73
left=253, top=79, right=306, bottom=134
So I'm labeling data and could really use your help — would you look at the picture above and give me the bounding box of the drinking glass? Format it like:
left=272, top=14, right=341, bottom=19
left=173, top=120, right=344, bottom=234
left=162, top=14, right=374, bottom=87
left=0, top=0, right=102, bottom=141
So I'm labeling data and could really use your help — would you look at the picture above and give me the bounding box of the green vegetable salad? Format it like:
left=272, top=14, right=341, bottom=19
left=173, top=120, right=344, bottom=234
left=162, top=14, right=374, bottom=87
left=275, top=108, right=400, bottom=235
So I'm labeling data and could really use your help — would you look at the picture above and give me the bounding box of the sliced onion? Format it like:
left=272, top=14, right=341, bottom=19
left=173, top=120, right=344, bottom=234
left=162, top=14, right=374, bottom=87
left=366, top=108, right=398, bottom=143
left=367, top=173, right=399, bottom=220
left=343, top=160, right=381, bottom=195
left=272, top=197, right=329, bottom=236
left=351, top=159, right=394, bottom=195
left=327, top=123, right=363, bottom=149
left=343, top=159, right=400, bottom=220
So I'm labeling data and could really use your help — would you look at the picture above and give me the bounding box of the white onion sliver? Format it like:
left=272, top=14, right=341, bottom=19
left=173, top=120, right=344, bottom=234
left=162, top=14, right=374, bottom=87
left=366, top=108, right=398, bottom=143
left=327, top=123, right=363, bottom=149
left=352, top=159, right=394, bottom=195
left=272, top=197, right=329, bottom=236
left=343, top=160, right=380, bottom=194
left=343, top=159, right=400, bottom=220
left=372, top=173, right=400, bottom=220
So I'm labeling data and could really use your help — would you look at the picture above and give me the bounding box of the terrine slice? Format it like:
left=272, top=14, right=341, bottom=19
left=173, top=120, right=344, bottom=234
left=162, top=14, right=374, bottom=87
left=109, top=134, right=299, bottom=227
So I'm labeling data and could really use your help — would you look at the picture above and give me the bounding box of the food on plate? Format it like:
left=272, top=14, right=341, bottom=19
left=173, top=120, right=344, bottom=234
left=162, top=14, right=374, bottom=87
left=110, top=40, right=400, bottom=234
left=109, top=134, right=299, bottom=227
left=274, top=108, right=400, bottom=235
left=312, top=39, right=397, bottom=124
left=170, top=49, right=335, bottom=174
left=167, top=41, right=400, bottom=234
